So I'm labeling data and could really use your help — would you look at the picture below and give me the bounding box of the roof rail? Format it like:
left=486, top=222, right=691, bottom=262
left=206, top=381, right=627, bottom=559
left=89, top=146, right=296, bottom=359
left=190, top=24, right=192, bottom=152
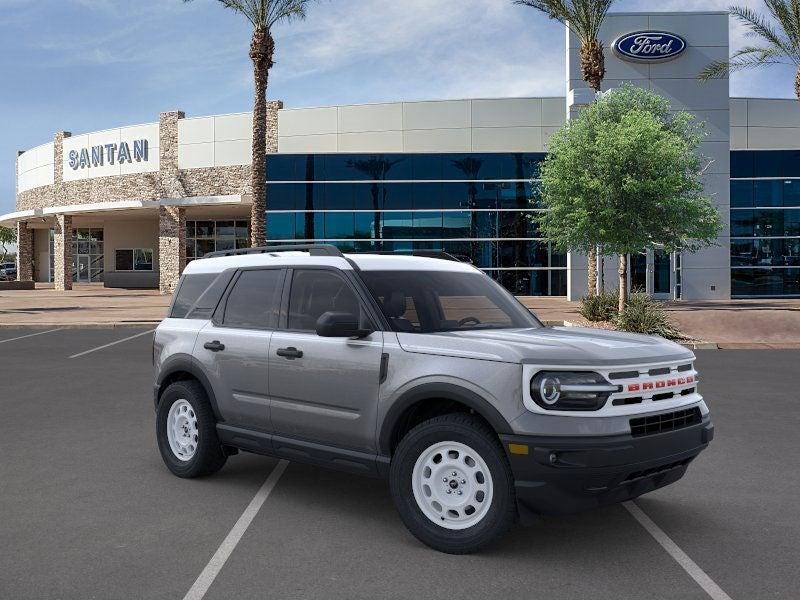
left=354, top=250, right=471, bottom=263
left=202, top=244, right=344, bottom=259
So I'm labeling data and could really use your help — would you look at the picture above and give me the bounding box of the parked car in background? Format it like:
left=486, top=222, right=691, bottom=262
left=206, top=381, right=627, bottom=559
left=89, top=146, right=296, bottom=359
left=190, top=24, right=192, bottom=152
left=153, top=245, right=714, bottom=554
left=0, top=262, right=16, bottom=281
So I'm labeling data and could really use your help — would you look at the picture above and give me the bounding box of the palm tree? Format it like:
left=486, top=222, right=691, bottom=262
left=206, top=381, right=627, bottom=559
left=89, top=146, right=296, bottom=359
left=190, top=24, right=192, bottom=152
left=184, top=0, right=314, bottom=247
left=515, top=0, right=616, bottom=295
left=699, top=2, right=800, bottom=101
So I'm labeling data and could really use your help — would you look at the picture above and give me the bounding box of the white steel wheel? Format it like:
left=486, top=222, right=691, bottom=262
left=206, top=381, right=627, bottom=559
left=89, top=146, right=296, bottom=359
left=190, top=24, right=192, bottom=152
left=166, top=399, right=199, bottom=461
left=411, top=440, right=494, bottom=530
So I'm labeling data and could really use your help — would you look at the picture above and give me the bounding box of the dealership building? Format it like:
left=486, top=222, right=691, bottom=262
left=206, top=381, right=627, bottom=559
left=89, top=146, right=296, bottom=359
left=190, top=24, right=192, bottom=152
left=4, top=10, right=800, bottom=299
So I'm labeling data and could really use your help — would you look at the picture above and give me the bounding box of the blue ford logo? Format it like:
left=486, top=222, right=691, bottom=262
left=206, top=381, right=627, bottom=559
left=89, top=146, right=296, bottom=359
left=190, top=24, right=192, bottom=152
left=613, top=31, right=687, bottom=62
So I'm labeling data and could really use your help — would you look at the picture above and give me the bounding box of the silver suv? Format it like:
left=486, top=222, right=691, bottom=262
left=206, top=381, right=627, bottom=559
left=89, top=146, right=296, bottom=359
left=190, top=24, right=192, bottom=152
left=153, top=245, right=713, bottom=554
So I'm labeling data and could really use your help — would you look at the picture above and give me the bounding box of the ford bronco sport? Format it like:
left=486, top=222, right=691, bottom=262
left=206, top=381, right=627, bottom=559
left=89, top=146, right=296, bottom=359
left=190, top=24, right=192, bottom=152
left=153, top=244, right=713, bottom=554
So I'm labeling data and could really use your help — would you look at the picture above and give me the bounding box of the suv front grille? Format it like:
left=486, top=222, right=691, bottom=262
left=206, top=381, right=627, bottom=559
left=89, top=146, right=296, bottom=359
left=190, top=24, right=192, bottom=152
left=629, top=407, right=702, bottom=438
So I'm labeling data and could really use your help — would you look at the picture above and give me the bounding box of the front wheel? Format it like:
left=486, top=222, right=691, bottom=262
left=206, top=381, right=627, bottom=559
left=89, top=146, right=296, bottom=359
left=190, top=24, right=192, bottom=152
left=389, top=414, right=517, bottom=554
left=156, top=380, right=227, bottom=478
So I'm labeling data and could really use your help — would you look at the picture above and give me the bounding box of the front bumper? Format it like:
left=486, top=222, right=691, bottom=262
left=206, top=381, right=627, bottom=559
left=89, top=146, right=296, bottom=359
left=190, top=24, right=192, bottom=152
left=500, top=416, right=713, bottom=516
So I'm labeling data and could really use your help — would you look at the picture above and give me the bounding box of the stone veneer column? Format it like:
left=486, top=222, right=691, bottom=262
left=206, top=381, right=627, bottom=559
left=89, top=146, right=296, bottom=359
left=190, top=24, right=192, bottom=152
left=158, top=111, right=186, bottom=294
left=159, top=206, right=185, bottom=295
left=53, top=214, right=73, bottom=291
left=265, top=100, right=283, bottom=154
left=16, top=221, right=33, bottom=282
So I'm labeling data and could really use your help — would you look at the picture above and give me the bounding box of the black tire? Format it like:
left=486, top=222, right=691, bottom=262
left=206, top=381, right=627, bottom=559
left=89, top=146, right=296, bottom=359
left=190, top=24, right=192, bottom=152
left=156, top=380, right=227, bottom=478
left=389, top=413, right=517, bottom=554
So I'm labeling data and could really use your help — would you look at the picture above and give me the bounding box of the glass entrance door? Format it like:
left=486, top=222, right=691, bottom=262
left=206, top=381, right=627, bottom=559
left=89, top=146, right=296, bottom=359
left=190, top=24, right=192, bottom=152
left=76, top=256, right=90, bottom=282
left=626, top=249, right=674, bottom=299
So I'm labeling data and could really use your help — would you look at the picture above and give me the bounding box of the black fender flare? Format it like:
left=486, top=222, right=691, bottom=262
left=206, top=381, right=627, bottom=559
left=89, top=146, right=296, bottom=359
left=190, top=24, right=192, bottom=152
left=154, top=354, right=222, bottom=421
left=378, top=382, right=513, bottom=456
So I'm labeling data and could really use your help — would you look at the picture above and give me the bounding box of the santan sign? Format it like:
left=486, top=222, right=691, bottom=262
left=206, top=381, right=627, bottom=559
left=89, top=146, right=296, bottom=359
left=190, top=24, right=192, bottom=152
left=68, top=139, right=149, bottom=170
left=613, top=31, right=687, bottom=62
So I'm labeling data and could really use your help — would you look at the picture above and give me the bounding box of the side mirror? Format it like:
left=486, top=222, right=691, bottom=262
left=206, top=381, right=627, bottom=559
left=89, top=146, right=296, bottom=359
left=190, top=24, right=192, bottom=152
left=315, top=312, right=373, bottom=338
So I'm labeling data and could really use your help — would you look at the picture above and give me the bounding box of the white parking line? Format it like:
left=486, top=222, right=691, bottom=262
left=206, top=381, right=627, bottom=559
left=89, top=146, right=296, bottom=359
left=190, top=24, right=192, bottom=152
left=0, top=329, right=63, bottom=345
left=624, top=501, right=733, bottom=600
left=68, top=329, right=156, bottom=359
left=183, top=460, right=289, bottom=600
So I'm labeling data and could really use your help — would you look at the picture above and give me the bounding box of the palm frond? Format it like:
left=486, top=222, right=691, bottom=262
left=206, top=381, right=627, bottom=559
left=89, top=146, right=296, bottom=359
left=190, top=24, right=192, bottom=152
left=699, top=46, right=788, bottom=80
left=515, top=0, right=616, bottom=43
left=730, top=5, right=800, bottom=64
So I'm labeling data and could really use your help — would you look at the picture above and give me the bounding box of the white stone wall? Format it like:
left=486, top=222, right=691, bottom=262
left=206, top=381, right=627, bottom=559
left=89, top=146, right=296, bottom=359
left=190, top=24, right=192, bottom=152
left=731, top=98, right=800, bottom=150
left=275, top=98, right=565, bottom=154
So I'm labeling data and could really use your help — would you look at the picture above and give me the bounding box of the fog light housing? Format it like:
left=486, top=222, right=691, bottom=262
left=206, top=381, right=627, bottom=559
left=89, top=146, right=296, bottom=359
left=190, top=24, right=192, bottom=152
left=530, top=371, right=617, bottom=411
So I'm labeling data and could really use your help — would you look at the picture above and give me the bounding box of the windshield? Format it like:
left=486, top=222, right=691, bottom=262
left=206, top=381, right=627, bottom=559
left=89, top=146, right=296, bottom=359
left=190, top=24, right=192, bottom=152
left=359, top=270, right=542, bottom=334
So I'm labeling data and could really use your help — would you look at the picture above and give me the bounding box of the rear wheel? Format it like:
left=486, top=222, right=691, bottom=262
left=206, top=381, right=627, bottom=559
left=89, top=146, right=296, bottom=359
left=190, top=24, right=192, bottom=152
left=390, top=414, right=517, bottom=554
left=156, top=380, right=227, bottom=478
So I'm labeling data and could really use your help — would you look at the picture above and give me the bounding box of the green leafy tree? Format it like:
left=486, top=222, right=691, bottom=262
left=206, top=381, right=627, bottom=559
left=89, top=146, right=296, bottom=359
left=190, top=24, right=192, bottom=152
left=0, top=226, right=15, bottom=264
left=535, top=85, right=722, bottom=313
left=515, top=0, right=616, bottom=294
left=184, top=0, right=315, bottom=247
left=699, top=2, right=800, bottom=100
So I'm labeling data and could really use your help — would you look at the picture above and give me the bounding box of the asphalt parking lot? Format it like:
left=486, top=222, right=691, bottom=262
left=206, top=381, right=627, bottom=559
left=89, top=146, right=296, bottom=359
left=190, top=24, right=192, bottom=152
left=1, top=328, right=798, bottom=600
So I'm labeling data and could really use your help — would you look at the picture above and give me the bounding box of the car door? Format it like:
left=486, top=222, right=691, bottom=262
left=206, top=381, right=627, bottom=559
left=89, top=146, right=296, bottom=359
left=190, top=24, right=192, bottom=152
left=268, top=267, right=384, bottom=453
left=194, top=267, right=285, bottom=432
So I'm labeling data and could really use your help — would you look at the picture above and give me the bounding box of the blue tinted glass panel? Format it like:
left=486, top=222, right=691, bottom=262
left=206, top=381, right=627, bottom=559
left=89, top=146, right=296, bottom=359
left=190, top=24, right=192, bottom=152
left=754, top=151, right=783, bottom=177
left=732, top=268, right=800, bottom=296
left=472, top=183, right=499, bottom=209
left=551, top=245, right=567, bottom=268
left=325, top=213, right=354, bottom=239
left=354, top=212, right=377, bottom=239
left=786, top=210, right=800, bottom=236
left=381, top=183, right=413, bottom=210
left=731, top=210, right=753, bottom=237
left=731, top=239, right=800, bottom=267
left=353, top=183, right=379, bottom=210
left=730, top=151, right=754, bottom=178
left=266, top=213, right=295, bottom=240
left=413, top=212, right=442, bottom=239
left=754, top=180, right=783, bottom=207
left=781, top=150, right=800, bottom=177
left=412, top=155, right=443, bottom=180
left=783, top=180, right=800, bottom=207
left=412, top=182, right=442, bottom=209
left=266, top=184, right=299, bottom=210
left=382, top=212, right=413, bottom=238
left=324, top=183, right=354, bottom=210
left=295, top=183, right=324, bottom=211
left=442, top=212, right=472, bottom=237
left=499, top=182, right=529, bottom=209
left=441, top=183, right=470, bottom=209
left=730, top=181, right=753, bottom=208
left=266, top=155, right=296, bottom=181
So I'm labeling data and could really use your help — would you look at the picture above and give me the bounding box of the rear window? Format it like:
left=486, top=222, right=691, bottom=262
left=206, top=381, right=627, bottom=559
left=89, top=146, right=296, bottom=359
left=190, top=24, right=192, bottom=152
left=171, top=273, right=218, bottom=318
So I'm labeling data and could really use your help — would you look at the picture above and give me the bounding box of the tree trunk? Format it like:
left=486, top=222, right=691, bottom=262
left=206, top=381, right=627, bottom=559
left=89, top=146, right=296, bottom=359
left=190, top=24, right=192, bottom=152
left=580, top=40, right=605, bottom=93
left=249, top=29, right=275, bottom=248
left=587, top=246, right=597, bottom=297
left=618, top=254, right=628, bottom=314
left=796, top=67, right=800, bottom=102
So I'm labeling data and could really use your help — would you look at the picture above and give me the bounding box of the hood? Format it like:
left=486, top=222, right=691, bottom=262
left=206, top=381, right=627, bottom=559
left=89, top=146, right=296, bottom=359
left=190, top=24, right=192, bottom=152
left=396, top=326, right=694, bottom=366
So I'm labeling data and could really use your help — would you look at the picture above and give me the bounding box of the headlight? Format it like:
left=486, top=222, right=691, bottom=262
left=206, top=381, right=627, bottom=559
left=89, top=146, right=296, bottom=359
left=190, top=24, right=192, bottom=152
left=530, top=371, right=618, bottom=411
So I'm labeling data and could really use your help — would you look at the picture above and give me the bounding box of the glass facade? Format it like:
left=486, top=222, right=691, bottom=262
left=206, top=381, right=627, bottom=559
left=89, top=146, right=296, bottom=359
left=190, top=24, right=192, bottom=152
left=731, top=151, right=800, bottom=296
left=264, top=153, right=567, bottom=295
left=186, top=220, right=251, bottom=263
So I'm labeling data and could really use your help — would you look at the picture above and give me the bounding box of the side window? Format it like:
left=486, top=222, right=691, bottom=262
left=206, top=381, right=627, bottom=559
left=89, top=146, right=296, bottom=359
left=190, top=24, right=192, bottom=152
left=171, top=273, right=217, bottom=318
left=222, top=269, right=283, bottom=329
left=287, top=269, right=364, bottom=331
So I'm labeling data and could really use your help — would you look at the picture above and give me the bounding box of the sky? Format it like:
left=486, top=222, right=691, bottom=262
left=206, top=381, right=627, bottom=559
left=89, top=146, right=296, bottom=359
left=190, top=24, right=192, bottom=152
left=0, top=0, right=797, bottom=215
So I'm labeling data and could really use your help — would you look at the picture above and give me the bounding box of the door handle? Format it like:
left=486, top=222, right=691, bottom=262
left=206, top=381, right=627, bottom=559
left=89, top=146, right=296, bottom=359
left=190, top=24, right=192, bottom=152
left=276, top=346, right=303, bottom=359
left=203, top=340, right=226, bottom=352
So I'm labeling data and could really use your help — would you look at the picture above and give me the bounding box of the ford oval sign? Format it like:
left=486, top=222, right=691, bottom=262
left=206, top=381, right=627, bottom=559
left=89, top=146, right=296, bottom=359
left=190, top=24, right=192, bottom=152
left=613, top=31, right=687, bottom=63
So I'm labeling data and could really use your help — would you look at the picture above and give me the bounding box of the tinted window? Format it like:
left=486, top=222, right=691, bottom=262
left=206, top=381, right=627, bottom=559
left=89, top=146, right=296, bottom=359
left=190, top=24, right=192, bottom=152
left=171, top=273, right=218, bottom=318
left=223, top=269, right=283, bottom=329
left=361, top=270, right=541, bottom=333
left=287, top=270, right=365, bottom=331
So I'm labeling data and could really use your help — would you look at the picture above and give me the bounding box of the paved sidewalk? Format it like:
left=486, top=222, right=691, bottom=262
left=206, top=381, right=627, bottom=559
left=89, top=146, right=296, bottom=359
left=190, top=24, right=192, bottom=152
left=2, top=285, right=799, bottom=346
left=519, top=296, right=800, bottom=348
left=0, top=283, right=169, bottom=327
